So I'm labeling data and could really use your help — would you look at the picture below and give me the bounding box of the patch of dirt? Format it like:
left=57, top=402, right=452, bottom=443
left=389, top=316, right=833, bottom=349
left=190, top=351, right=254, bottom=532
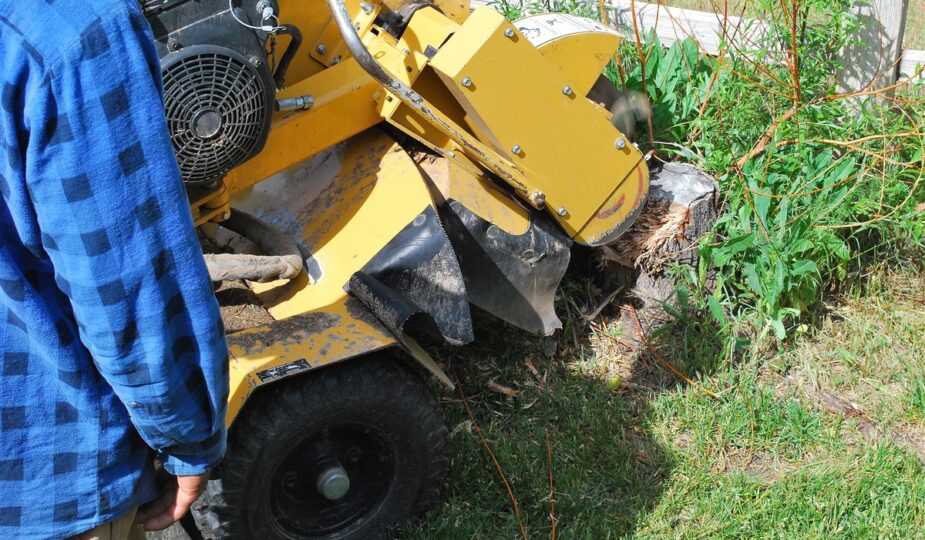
left=777, top=371, right=925, bottom=464
left=722, top=449, right=801, bottom=483
left=201, top=232, right=275, bottom=334
left=215, top=280, right=274, bottom=333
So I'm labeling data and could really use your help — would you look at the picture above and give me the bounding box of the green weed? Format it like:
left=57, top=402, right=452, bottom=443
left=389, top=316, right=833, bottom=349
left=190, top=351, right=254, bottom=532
left=602, top=0, right=925, bottom=340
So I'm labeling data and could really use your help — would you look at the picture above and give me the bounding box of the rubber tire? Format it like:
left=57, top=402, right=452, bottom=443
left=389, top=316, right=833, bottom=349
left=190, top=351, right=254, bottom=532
left=199, top=356, right=449, bottom=539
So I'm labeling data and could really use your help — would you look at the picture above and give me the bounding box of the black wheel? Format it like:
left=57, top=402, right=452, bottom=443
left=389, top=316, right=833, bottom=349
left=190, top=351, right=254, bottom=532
left=201, top=356, right=449, bottom=539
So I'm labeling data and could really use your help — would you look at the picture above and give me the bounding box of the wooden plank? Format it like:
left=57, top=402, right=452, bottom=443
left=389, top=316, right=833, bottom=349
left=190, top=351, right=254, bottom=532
left=899, top=48, right=925, bottom=79
left=837, top=0, right=910, bottom=91
left=601, top=0, right=767, bottom=56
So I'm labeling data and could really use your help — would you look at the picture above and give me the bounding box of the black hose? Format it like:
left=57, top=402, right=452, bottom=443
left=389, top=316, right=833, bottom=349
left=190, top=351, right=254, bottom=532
left=273, top=23, right=302, bottom=90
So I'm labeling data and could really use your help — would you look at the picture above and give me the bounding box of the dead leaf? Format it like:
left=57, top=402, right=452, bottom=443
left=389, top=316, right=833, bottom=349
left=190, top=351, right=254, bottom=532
left=449, top=420, right=473, bottom=438
left=524, top=357, right=541, bottom=379
left=487, top=380, right=520, bottom=398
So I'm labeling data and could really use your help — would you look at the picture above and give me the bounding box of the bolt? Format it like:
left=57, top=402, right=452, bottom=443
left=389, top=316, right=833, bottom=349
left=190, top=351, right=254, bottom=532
left=249, top=56, right=262, bottom=67
left=167, top=37, right=182, bottom=51
left=615, top=137, right=626, bottom=149
left=360, top=1, right=373, bottom=13
left=461, top=77, right=472, bottom=88
left=557, top=207, right=568, bottom=216
left=332, top=55, right=342, bottom=65
left=316, top=44, right=327, bottom=54
left=562, top=85, right=573, bottom=96
left=283, top=471, right=298, bottom=489
left=504, top=28, right=515, bottom=38
left=511, top=144, right=522, bottom=155
left=257, top=0, right=275, bottom=20
left=529, top=190, right=546, bottom=208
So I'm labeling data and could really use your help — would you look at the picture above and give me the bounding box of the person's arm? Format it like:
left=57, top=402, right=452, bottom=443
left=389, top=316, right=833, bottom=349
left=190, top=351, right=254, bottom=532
left=24, top=4, right=228, bottom=486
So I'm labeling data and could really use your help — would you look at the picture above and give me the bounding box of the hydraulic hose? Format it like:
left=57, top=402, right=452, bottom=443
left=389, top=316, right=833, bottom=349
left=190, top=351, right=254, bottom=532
left=273, top=23, right=303, bottom=89
left=203, top=209, right=303, bottom=283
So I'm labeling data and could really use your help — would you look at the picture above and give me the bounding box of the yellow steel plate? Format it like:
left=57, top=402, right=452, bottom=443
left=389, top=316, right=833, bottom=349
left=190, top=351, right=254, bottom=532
left=429, top=8, right=648, bottom=245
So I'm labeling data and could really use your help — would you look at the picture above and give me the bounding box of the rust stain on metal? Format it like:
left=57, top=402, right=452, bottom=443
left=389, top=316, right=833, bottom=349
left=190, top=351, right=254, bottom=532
left=634, top=167, right=646, bottom=208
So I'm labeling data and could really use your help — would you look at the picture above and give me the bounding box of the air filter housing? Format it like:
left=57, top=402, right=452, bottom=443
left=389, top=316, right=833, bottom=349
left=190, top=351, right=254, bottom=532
left=144, top=0, right=276, bottom=185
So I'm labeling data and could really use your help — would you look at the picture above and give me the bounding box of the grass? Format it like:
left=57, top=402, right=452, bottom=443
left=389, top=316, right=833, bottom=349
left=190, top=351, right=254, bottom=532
left=398, top=0, right=925, bottom=537
left=401, top=270, right=925, bottom=538
left=657, top=0, right=925, bottom=49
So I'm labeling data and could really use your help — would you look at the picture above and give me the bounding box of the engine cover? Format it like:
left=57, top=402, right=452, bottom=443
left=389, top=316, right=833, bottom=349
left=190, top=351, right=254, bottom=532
left=143, top=0, right=276, bottom=185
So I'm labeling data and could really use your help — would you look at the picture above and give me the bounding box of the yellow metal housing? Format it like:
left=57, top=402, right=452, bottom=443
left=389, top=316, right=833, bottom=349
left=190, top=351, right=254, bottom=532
left=200, top=0, right=649, bottom=422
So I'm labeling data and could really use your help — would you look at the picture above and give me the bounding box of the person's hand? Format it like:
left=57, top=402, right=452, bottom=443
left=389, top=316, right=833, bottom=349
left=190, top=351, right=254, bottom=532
left=135, top=472, right=210, bottom=531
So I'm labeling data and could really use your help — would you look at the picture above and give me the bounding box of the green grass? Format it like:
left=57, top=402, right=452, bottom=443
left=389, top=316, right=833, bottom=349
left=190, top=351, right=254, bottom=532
left=401, top=271, right=925, bottom=538
left=398, top=1, right=925, bottom=537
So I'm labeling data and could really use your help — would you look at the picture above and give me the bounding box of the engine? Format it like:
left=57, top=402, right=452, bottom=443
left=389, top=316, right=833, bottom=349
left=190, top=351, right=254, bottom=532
left=142, top=0, right=278, bottom=185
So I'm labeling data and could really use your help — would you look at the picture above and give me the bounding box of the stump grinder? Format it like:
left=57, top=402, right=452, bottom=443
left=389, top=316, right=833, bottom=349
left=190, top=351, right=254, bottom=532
left=142, top=0, right=650, bottom=536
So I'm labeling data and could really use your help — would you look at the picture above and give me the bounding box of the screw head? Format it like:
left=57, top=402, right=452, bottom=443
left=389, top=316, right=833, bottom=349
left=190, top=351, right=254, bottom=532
left=562, top=85, right=573, bottom=96
left=511, top=144, right=522, bottom=155
left=557, top=207, right=568, bottom=216
left=504, top=28, right=515, bottom=38
left=360, top=1, right=373, bottom=13
left=316, top=44, right=327, bottom=54
left=332, top=55, right=342, bottom=65
left=461, top=77, right=472, bottom=88
left=615, top=137, right=627, bottom=149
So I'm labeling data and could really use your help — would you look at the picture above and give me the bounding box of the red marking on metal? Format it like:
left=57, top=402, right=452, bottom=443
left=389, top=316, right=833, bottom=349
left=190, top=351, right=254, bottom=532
left=633, top=168, right=645, bottom=208
left=596, top=194, right=625, bottom=219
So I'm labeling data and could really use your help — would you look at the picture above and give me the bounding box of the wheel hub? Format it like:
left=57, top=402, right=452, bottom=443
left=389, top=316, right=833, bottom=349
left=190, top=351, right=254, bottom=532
left=269, top=423, right=396, bottom=537
left=316, top=464, right=351, bottom=501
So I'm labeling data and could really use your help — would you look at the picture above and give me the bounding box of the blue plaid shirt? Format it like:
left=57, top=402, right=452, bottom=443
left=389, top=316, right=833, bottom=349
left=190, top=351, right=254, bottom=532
left=0, top=1, right=229, bottom=537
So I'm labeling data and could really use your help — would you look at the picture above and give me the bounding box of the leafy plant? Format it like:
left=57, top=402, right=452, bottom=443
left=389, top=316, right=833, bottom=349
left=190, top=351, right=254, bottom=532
left=498, top=0, right=925, bottom=342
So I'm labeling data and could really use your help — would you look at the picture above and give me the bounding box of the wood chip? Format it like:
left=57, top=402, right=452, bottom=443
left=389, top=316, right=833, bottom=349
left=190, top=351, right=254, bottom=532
left=487, top=380, right=520, bottom=398
left=524, top=357, right=541, bottom=379
left=449, top=420, right=473, bottom=438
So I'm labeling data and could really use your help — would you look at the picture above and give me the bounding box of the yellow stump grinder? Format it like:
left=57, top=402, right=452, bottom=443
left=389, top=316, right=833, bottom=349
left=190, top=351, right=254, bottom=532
left=141, top=0, right=650, bottom=537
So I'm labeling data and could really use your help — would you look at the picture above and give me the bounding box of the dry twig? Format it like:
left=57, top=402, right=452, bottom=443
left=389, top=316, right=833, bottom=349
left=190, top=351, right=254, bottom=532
left=457, top=379, right=528, bottom=540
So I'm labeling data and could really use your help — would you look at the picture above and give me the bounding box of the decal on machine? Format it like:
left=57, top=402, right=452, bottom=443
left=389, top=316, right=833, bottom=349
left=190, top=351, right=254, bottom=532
left=515, top=13, right=618, bottom=46
left=256, top=358, right=312, bottom=382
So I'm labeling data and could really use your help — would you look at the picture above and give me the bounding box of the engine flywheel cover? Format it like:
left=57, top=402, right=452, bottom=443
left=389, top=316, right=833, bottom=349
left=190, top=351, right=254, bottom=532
left=160, top=44, right=272, bottom=185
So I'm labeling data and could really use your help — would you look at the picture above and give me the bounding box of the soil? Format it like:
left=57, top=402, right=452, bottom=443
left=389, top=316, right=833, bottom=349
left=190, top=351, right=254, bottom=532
left=214, top=279, right=275, bottom=333
left=201, top=232, right=275, bottom=333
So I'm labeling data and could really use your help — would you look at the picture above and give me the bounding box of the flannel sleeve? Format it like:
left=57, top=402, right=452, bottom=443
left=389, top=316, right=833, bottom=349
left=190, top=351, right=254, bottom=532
left=23, top=4, right=229, bottom=475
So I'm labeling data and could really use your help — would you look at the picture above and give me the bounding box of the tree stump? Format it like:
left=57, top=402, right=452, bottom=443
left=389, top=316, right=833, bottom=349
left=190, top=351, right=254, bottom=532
left=597, top=162, right=720, bottom=351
